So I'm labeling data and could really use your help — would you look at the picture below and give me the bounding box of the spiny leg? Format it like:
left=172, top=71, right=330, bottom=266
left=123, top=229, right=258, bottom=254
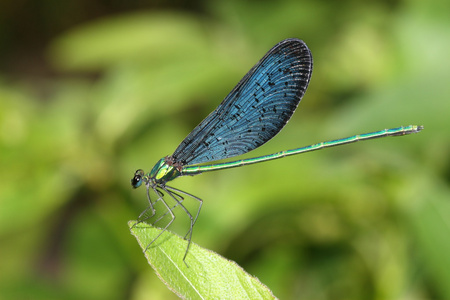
left=166, top=186, right=203, bottom=236
left=161, top=186, right=194, bottom=261
left=149, top=189, right=171, bottom=226
left=132, top=185, right=157, bottom=229
left=162, top=186, right=195, bottom=238
left=143, top=186, right=176, bottom=252
left=165, top=185, right=203, bottom=261
left=151, top=191, right=185, bottom=225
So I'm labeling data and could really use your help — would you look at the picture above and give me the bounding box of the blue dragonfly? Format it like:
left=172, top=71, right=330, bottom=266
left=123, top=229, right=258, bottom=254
left=131, top=38, right=423, bottom=261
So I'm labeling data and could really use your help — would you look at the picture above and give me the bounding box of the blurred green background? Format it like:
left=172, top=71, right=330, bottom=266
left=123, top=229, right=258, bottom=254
left=1, top=0, right=449, bottom=299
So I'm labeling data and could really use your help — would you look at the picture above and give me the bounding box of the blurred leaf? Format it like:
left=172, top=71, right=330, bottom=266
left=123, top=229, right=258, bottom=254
left=49, top=12, right=211, bottom=71
left=401, top=176, right=450, bottom=299
left=129, top=221, right=276, bottom=299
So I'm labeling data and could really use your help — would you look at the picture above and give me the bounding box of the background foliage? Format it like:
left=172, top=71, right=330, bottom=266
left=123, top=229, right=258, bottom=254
left=1, top=0, right=449, bottom=299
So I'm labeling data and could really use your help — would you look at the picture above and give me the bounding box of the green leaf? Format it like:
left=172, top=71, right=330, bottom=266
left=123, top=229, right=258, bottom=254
left=129, top=221, right=276, bottom=299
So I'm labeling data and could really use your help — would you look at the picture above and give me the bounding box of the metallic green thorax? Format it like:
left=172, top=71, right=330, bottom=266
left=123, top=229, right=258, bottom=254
left=149, top=157, right=182, bottom=183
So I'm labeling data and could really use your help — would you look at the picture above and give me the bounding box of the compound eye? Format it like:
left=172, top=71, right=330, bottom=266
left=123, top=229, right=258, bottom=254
left=131, top=169, right=145, bottom=188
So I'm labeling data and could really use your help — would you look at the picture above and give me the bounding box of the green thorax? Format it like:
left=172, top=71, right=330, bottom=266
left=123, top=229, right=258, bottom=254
left=149, top=157, right=182, bottom=183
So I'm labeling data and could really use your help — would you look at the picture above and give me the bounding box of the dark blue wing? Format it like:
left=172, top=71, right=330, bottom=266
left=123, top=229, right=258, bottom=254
left=172, top=38, right=313, bottom=166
